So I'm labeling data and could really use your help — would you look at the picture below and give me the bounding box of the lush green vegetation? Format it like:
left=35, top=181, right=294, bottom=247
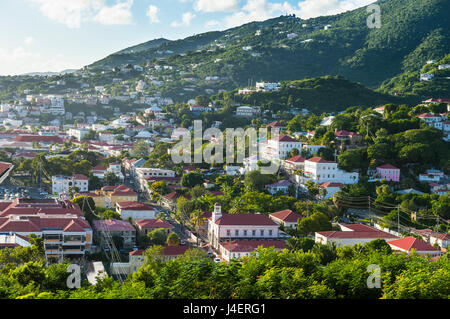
left=0, top=238, right=448, bottom=299
left=214, top=76, right=412, bottom=114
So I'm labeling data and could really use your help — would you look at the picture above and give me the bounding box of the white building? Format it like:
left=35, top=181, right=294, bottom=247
left=256, top=82, right=281, bottom=91
left=208, top=203, right=279, bottom=249
left=318, top=182, right=344, bottom=200
left=67, top=128, right=89, bottom=141
left=315, top=224, right=398, bottom=247
left=52, top=174, right=89, bottom=195
left=429, top=232, right=450, bottom=249
left=420, top=73, right=434, bottom=81
left=301, top=157, right=358, bottom=185
left=235, top=106, right=260, bottom=117
left=260, top=135, right=302, bottom=160
left=419, top=170, right=444, bottom=183
left=219, top=240, right=286, bottom=262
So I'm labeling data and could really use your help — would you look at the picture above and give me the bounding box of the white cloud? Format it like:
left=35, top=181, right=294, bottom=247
left=0, top=46, right=78, bottom=75
left=224, top=0, right=375, bottom=28
left=194, top=0, right=240, bottom=12
left=295, top=0, right=375, bottom=19
left=93, top=0, right=134, bottom=25
left=146, top=5, right=160, bottom=23
left=29, top=0, right=135, bottom=28
left=24, top=37, right=35, bottom=45
left=205, top=20, right=221, bottom=28
left=171, top=12, right=196, bottom=27
left=29, top=0, right=104, bottom=28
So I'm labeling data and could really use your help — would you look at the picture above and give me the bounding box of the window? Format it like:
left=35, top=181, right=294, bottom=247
left=269, top=230, right=273, bottom=236
left=226, top=230, right=231, bottom=236
left=244, top=230, right=247, bottom=236
left=235, top=230, right=239, bottom=236
left=260, top=230, right=264, bottom=236
left=252, top=230, right=256, bottom=236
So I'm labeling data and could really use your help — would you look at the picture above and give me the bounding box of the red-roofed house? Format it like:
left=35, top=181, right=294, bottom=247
left=93, top=219, right=136, bottom=249
left=219, top=240, right=287, bottom=262
left=387, top=237, right=441, bottom=256
left=135, top=219, right=173, bottom=235
left=208, top=203, right=279, bottom=249
left=161, top=192, right=191, bottom=211
left=267, top=121, right=285, bottom=130
left=315, top=224, right=398, bottom=247
left=116, top=201, right=156, bottom=220
left=269, top=209, right=302, bottom=228
left=319, top=182, right=344, bottom=200
left=283, top=155, right=306, bottom=171
left=416, top=113, right=443, bottom=130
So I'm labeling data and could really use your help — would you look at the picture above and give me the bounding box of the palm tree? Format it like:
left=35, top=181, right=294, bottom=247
left=190, top=209, right=205, bottom=243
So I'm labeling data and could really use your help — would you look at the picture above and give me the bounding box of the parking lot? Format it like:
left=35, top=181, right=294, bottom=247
left=0, top=185, right=50, bottom=201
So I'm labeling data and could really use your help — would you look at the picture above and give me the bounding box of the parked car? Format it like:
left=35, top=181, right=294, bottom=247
left=213, top=258, right=221, bottom=263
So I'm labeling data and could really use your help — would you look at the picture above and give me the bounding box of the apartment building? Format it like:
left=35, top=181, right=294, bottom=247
left=0, top=198, right=92, bottom=263
left=52, top=174, right=89, bottom=195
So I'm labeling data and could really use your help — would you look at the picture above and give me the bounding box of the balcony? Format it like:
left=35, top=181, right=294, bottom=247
left=44, top=239, right=62, bottom=243
left=63, top=240, right=85, bottom=245
left=63, top=249, right=85, bottom=254
left=45, top=249, right=63, bottom=255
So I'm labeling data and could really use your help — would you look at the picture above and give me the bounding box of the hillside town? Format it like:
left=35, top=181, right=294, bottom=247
left=0, top=79, right=449, bottom=282
left=0, top=0, right=449, bottom=302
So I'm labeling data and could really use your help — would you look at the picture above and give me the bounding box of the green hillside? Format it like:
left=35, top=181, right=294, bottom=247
left=378, top=54, right=450, bottom=99
left=214, top=76, right=413, bottom=114
left=88, top=0, right=450, bottom=89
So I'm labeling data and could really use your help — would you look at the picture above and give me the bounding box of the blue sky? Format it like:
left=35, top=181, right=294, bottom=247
left=0, top=0, right=375, bottom=75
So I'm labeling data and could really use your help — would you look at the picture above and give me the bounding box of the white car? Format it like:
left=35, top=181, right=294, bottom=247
left=213, top=258, right=221, bottom=263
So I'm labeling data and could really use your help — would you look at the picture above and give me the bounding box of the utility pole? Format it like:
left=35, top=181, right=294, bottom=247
left=397, top=205, right=400, bottom=233
left=368, top=196, right=371, bottom=225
